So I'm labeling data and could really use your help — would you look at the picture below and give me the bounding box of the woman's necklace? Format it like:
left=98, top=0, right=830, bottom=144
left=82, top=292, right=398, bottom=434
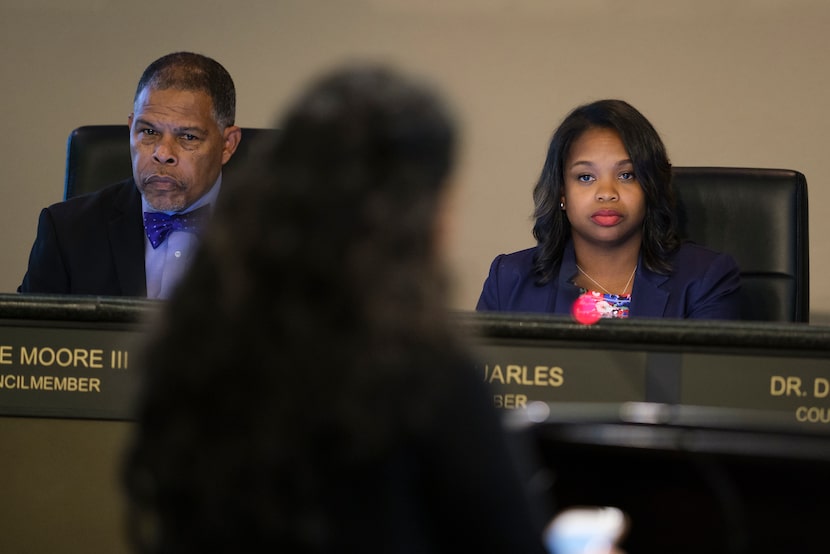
left=576, top=264, right=637, bottom=296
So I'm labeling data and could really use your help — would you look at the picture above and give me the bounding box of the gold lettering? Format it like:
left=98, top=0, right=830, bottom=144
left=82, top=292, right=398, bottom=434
left=814, top=378, right=829, bottom=399
left=550, top=366, right=564, bottom=387
left=506, top=394, right=527, bottom=409
left=523, top=366, right=534, bottom=386
left=796, top=406, right=830, bottom=424
left=0, top=345, right=12, bottom=365
left=531, top=365, right=565, bottom=387
left=111, top=350, right=126, bottom=369
left=493, top=394, right=528, bottom=409
left=41, top=348, right=57, bottom=366
left=484, top=363, right=565, bottom=388
left=0, top=374, right=100, bottom=392
left=18, top=347, right=105, bottom=368
left=20, top=347, right=37, bottom=365
left=69, top=348, right=104, bottom=369
left=506, top=365, right=523, bottom=385
left=770, top=375, right=803, bottom=397
left=488, top=364, right=505, bottom=385
left=57, top=348, right=74, bottom=367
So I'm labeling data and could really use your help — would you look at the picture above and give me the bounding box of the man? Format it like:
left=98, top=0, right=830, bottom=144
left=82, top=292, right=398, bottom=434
left=19, top=52, right=242, bottom=298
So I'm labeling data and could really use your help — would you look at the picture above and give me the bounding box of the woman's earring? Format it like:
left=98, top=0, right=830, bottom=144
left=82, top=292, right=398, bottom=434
left=560, top=202, right=565, bottom=210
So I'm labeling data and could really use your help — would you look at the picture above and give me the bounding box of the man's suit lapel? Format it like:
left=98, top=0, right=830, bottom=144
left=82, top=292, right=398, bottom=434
left=108, top=181, right=147, bottom=296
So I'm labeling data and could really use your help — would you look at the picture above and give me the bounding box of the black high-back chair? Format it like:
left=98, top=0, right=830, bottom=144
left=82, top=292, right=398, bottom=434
left=673, top=167, right=809, bottom=323
left=63, top=125, right=277, bottom=200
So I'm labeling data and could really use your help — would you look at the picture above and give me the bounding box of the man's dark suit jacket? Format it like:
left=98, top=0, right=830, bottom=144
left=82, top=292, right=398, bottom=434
left=19, top=179, right=147, bottom=296
left=476, top=240, right=742, bottom=319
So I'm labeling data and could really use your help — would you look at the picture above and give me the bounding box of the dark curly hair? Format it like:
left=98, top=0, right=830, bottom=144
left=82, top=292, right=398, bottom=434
left=123, top=66, right=464, bottom=552
left=531, top=99, right=680, bottom=283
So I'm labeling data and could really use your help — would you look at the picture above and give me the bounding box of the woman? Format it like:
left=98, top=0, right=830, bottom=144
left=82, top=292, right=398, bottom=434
left=123, top=66, right=549, bottom=553
left=477, top=99, right=740, bottom=320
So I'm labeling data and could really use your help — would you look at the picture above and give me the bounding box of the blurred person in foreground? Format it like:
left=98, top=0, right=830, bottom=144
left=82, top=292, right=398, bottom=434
left=122, top=65, right=550, bottom=553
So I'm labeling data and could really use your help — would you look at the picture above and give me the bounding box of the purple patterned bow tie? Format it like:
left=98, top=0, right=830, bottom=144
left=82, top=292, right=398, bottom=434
left=143, top=205, right=211, bottom=249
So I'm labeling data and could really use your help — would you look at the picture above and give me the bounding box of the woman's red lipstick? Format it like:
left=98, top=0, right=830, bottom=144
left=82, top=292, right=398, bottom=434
left=591, top=209, right=622, bottom=226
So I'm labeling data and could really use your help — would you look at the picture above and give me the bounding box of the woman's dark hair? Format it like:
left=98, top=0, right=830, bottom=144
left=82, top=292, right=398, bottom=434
left=531, top=99, right=679, bottom=283
left=123, top=65, right=458, bottom=552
